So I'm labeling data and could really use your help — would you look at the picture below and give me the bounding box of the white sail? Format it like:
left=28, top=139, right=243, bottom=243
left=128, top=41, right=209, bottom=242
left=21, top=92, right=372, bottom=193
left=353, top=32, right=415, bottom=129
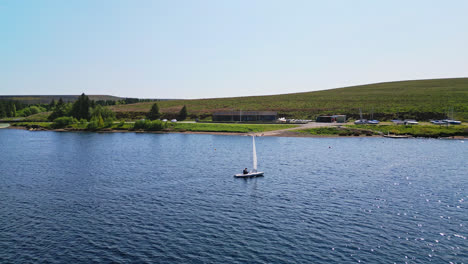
left=252, top=136, right=257, bottom=172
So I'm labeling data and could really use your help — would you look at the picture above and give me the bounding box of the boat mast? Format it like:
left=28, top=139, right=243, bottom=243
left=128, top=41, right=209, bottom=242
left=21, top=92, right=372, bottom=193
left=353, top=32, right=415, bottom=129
left=252, top=136, right=257, bottom=173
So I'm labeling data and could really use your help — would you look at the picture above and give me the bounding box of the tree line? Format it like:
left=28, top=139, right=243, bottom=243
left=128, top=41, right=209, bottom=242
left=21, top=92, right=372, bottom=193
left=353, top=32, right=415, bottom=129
left=0, top=96, right=160, bottom=119
left=0, top=100, right=52, bottom=119
left=94, top=97, right=157, bottom=106
left=48, top=93, right=116, bottom=129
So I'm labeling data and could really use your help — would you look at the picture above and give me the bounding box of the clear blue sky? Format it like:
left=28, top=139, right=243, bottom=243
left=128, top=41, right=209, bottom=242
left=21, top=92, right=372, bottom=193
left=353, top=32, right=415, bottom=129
left=1, top=0, right=467, bottom=99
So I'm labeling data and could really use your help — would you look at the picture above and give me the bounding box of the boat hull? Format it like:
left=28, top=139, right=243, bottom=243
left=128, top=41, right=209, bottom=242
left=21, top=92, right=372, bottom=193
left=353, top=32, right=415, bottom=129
left=354, top=120, right=367, bottom=124
left=234, top=172, right=264, bottom=178
left=383, top=135, right=410, bottom=138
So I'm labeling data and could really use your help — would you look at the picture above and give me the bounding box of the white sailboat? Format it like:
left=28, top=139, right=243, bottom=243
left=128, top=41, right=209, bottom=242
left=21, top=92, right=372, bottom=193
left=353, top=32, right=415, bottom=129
left=354, top=108, right=367, bottom=124
left=444, top=106, right=462, bottom=125
left=367, top=107, right=380, bottom=124
left=234, top=136, right=264, bottom=178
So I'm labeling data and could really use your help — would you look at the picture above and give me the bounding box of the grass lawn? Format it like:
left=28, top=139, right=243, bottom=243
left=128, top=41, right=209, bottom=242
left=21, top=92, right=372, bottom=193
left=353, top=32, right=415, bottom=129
left=298, top=124, right=468, bottom=137
left=298, top=127, right=343, bottom=135
left=10, top=121, right=297, bottom=133
left=349, top=124, right=468, bottom=137
left=11, top=122, right=52, bottom=128
left=24, top=112, right=52, bottom=122
left=171, top=123, right=298, bottom=133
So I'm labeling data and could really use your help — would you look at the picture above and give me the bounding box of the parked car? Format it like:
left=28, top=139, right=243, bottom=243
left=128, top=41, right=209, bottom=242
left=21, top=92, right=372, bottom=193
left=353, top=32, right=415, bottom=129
left=162, top=119, right=168, bottom=122
left=171, top=119, right=177, bottom=122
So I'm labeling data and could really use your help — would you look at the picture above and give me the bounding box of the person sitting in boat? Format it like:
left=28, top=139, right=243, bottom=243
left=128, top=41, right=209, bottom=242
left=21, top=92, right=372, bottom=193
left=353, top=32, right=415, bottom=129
left=243, top=168, right=248, bottom=174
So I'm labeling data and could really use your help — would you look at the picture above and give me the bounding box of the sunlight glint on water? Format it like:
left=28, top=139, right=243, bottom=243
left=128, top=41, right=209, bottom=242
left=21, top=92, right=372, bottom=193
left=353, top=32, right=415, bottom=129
left=0, top=130, right=467, bottom=263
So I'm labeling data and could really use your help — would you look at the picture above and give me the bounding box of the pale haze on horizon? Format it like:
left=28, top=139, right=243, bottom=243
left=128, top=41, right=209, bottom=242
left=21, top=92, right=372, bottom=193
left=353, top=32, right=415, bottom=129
left=1, top=0, right=467, bottom=99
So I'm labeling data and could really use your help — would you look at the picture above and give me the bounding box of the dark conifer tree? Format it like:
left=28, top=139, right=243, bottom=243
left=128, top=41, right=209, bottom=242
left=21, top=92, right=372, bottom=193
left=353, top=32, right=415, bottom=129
left=178, top=105, right=187, bottom=121
left=49, top=99, right=56, bottom=110
left=71, top=93, right=90, bottom=120
left=147, top=103, right=161, bottom=120
left=0, top=104, right=5, bottom=118
left=11, top=104, right=16, bottom=117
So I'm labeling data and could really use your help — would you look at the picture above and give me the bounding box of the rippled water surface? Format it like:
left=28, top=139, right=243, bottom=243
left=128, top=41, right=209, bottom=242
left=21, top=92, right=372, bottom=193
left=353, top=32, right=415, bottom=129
left=0, top=130, right=467, bottom=263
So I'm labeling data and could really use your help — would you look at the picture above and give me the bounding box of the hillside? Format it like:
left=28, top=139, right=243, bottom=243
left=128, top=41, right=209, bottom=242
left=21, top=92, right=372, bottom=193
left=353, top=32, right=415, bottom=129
left=0, top=95, right=123, bottom=104
left=110, top=78, right=468, bottom=121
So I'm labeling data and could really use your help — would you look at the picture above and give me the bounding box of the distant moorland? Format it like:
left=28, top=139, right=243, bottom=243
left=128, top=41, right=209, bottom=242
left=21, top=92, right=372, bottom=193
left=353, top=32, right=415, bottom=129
left=109, top=78, right=468, bottom=121
left=0, top=95, right=122, bottom=104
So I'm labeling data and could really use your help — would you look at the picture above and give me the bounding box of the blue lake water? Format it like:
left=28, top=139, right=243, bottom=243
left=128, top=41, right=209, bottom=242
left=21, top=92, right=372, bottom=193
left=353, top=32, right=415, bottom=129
left=0, top=129, right=467, bottom=263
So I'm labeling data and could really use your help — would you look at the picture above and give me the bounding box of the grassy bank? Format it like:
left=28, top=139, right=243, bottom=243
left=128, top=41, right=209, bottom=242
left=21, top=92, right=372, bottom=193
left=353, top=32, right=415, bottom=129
left=11, top=122, right=52, bottom=128
left=351, top=124, right=468, bottom=137
left=299, top=127, right=344, bottom=135
left=299, top=124, right=468, bottom=137
left=10, top=121, right=297, bottom=134
left=11, top=121, right=468, bottom=138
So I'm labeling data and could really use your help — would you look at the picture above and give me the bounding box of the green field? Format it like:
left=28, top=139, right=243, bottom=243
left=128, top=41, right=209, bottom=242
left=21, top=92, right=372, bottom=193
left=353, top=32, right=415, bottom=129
left=23, top=112, right=51, bottom=121
left=109, top=78, right=468, bottom=121
left=171, top=123, right=298, bottom=133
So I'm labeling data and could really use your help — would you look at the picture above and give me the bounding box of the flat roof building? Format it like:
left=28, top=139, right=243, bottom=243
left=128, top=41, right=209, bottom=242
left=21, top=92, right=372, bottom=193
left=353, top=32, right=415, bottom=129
left=316, top=115, right=346, bottom=123
left=213, top=111, right=277, bottom=122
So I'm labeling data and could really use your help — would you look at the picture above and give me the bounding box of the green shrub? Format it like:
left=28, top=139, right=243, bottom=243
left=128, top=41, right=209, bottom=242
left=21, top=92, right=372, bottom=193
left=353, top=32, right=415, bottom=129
left=112, top=121, right=132, bottom=130
left=28, top=106, right=41, bottom=115
left=104, top=120, right=113, bottom=128
left=338, top=130, right=352, bottom=136
left=48, top=103, right=72, bottom=121
left=151, top=120, right=167, bottom=130
left=51, top=116, right=77, bottom=128
left=87, top=120, right=99, bottom=130
left=133, top=119, right=166, bottom=131
left=133, top=119, right=147, bottom=130
left=91, top=105, right=115, bottom=122
left=86, top=115, right=105, bottom=130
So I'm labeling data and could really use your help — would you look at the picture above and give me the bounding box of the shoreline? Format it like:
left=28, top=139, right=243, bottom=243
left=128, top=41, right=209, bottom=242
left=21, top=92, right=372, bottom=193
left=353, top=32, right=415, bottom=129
left=5, top=125, right=467, bottom=139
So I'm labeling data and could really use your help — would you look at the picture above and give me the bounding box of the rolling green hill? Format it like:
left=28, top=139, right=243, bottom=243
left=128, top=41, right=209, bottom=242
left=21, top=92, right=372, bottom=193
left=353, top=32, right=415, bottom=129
left=110, top=78, right=468, bottom=121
